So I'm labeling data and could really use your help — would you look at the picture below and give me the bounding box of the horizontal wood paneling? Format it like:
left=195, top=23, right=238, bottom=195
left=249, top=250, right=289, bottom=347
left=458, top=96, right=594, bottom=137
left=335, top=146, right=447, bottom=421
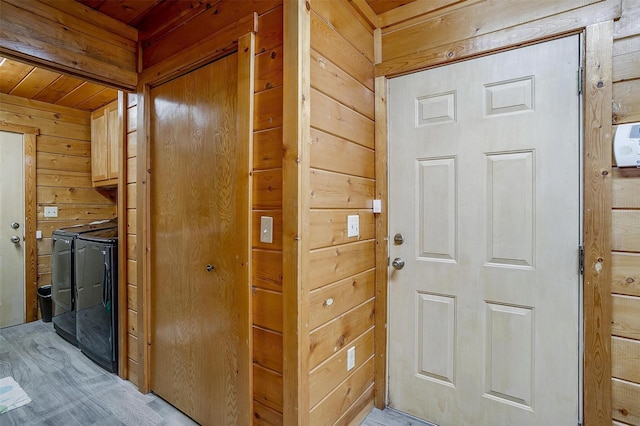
left=253, top=249, right=283, bottom=292
left=612, top=210, right=640, bottom=252
left=256, top=5, right=283, bottom=53
left=309, top=356, right=375, bottom=426
left=309, top=210, right=375, bottom=249
left=253, top=169, right=283, bottom=210
left=309, top=240, right=376, bottom=290
left=255, top=46, right=284, bottom=93
left=36, top=152, right=91, bottom=173
left=310, top=50, right=374, bottom=120
left=309, top=328, right=374, bottom=407
left=36, top=205, right=116, bottom=221
left=613, top=36, right=640, bottom=82
left=36, top=170, right=92, bottom=188
left=36, top=136, right=91, bottom=157
left=142, top=0, right=279, bottom=68
left=309, top=169, right=375, bottom=210
left=381, top=0, right=599, bottom=61
left=309, top=269, right=375, bottom=330
left=310, top=0, right=374, bottom=61
left=310, top=89, right=374, bottom=149
left=613, top=78, right=640, bottom=124
left=253, top=327, right=284, bottom=373
left=254, top=364, right=284, bottom=412
left=310, top=10, right=374, bottom=90
left=612, top=295, right=640, bottom=340
left=251, top=4, right=284, bottom=421
left=612, top=252, right=640, bottom=297
left=612, top=336, right=640, bottom=384
left=253, top=288, right=283, bottom=333
left=612, top=167, right=640, bottom=208
left=254, top=86, right=284, bottom=131
left=612, top=378, right=640, bottom=424
left=254, top=128, right=283, bottom=171
left=254, top=400, right=284, bottom=425
left=37, top=187, right=114, bottom=204
left=309, top=299, right=375, bottom=368
left=310, top=129, right=375, bottom=179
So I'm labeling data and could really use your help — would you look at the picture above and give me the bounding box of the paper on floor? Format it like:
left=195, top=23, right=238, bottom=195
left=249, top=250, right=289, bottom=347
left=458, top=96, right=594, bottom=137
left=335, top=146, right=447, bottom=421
left=0, top=376, right=31, bottom=414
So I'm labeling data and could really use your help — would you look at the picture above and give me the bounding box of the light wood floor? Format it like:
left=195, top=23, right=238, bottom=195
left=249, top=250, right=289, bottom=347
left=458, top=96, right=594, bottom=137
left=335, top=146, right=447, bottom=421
left=0, top=321, right=432, bottom=425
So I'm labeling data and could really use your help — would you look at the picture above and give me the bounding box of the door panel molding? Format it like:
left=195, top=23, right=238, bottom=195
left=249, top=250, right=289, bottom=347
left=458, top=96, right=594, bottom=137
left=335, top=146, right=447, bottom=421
left=0, top=122, right=38, bottom=323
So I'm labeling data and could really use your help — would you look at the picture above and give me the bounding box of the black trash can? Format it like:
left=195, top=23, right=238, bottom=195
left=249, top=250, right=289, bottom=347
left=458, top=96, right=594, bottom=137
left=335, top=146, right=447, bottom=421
left=37, top=285, right=52, bottom=322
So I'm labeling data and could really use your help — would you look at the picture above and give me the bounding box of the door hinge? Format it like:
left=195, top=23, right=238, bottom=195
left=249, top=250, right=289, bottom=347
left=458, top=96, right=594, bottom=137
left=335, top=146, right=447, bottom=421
left=577, top=67, right=583, bottom=95
left=579, top=245, right=585, bottom=275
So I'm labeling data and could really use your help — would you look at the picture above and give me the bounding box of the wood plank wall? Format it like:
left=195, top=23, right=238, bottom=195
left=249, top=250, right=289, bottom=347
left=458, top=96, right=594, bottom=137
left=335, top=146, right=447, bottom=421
left=253, top=4, right=286, bottom=424
left=611, top=1, right=640, bottom=424
left=0, top=93, right=117, bottom=315
left=124, top=93, right=139, bottom=386
left=307, top=1, right=377, bottom=423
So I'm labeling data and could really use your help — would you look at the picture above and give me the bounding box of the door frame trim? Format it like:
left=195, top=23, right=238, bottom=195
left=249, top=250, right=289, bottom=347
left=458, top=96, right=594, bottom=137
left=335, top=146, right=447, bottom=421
left=0, top=122, right=38, bottom=323
left=374, top=23, right=614, bottom=424
left=136, top=18, right=257, bottom=424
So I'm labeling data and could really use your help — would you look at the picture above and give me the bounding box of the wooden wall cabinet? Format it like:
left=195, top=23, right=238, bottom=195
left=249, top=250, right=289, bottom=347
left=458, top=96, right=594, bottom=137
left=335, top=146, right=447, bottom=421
left=91, top=100, right=120, bottom=187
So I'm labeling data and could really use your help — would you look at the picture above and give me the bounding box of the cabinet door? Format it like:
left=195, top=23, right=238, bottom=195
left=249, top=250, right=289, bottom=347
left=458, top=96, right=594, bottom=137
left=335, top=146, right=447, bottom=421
left=107, top=103, right=119, bottom=180
left=91, top=112, right=108, bottom=182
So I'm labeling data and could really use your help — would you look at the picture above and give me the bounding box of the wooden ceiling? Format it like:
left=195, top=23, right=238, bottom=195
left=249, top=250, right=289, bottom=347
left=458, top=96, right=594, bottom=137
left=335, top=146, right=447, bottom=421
left=0, top=57, right=119, bottom=112
left=1, top=0, right=419, bottom=112
left=366, top=0, right=418, bottom=15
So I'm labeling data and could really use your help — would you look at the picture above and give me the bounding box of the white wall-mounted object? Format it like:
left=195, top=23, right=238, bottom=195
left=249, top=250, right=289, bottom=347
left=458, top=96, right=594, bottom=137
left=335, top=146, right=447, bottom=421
left=36, top=230, right=42, bottom=239
left=260, top=216, right=273, bottom=244
left=372, top=199, right=382, bottom=213
left=347, top=215, right=359, bottom=237
left=614, top=123, right=640, bottom=168
left=44, top=206, right=58, bottom=218
left=347, top=346, right=356, bottom=371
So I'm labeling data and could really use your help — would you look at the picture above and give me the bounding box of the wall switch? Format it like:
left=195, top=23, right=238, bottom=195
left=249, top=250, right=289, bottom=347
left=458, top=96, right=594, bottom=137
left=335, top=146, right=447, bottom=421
left=44, top=206, right=58, bottom=218
left=260, top=216, right=273, bottom=244
left=36, top=230, right=42, bottom=239
left=347, top=215, right=359, bottom=238
left=347, top=346, right=356, bottom=371
left=372, top=199, right=382, bottom=213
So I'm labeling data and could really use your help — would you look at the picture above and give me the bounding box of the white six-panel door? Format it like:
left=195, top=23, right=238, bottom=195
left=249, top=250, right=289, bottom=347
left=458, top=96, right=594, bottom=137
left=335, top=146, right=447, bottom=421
left=388, top=36, right=581, bottom=425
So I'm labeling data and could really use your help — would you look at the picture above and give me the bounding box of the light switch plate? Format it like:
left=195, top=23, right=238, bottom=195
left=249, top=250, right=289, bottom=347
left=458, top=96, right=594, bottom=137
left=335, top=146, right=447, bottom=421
left=36, top=230, right=42, bottom=239
left=347, top=346, right=355, bottom=371
left=44, top=206, right=58, bottom=218
left=347, top=215, right=359, bottom=238
left=260, top=216, right=273, bottom=244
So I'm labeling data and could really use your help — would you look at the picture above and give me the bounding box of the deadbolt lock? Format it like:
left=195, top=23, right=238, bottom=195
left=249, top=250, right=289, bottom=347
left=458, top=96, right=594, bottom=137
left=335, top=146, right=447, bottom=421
left=393, top=233, right=405, bottom=245
left=11, top=222, right=20, bottom=229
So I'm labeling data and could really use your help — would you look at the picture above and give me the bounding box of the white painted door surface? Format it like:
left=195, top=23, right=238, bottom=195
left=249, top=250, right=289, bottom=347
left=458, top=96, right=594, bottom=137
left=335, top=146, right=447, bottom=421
left=388, top=37, right=581, bottom=425
left=0, top=131, right=25, bottom=328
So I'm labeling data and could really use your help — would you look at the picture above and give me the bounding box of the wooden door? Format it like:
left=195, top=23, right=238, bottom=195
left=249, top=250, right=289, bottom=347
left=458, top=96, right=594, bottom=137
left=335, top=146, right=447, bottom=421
left=91, top=111, right=108, bottom=183
left=0, top=131, right=25, bottom=328
left=150, top=53, right=239, bottom=424
left=387, top=36, right=581, bottom=425
left=106, top=102, right=119, bottom=180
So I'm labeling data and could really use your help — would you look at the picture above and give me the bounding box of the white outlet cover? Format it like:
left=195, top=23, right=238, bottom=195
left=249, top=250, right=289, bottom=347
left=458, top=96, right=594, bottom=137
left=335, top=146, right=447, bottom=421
left=347, top=346, right=356, bottom=371
left=347, top=215, right=359, bottom=238
left=44, top=206, right=58, bottom=218
left=260, top=216, right=273, bottom=244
